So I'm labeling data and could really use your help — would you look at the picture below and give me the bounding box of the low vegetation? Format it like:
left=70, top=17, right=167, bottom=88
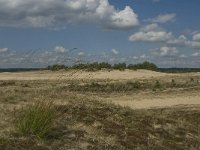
left=1, top=98, right=200, bottom=149
left=67, top=78, right=200, bottom=93
left=0, top=72, right=200, bottom=149
left=47, top=61, right=158, bottom=71
left=15, top=100, right=56, bottom=139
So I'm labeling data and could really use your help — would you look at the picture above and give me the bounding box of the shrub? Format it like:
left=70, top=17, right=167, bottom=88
left=15, top=100, right=56, bottom=138
left=113, top=63, right=126, bottom=71
left=127, top=61, right=158, bottom=71
left=47, top=61, right=158, bottom=71
left=47, top=64, right=66, bottom=71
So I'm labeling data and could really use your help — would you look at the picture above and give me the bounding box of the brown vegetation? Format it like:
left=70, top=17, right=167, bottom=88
left=0, top=70, right=200, bottom=149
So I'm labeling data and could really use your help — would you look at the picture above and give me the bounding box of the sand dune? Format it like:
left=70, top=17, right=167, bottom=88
left=0, top=69, right=174, bottom=80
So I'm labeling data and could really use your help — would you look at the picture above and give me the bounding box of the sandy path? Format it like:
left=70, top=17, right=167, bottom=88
left=101, top=88, right=200, bottom=109
left=112, top=96, right=200, bottom=109
left=104, top=89, right=200, bottom=109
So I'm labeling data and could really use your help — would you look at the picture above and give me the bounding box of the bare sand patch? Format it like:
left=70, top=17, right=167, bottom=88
left=109, top=90, right=200, bottom=109
left=0, top=69, right=173, bottom=80
left=113, top=96, right=200, bottom=109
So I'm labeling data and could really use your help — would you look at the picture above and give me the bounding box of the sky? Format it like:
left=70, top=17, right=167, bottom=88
left=0, top=0, right=200, bottom=68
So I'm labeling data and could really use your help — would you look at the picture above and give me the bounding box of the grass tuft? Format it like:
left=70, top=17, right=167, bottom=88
left=15, top=100, right=56, bottom=138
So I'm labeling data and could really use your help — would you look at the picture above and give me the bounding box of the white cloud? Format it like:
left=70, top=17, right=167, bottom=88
left=150, top=13, right=176, bottom=23
left=188, top=41, right=200, bottom=49
left=132, top=56, right=138, bottom=59
left=140, top=23, right=162, bottom=32
left=0, top=48, right=8, bottom=53
left=153, top=46, right=179, bottom=56
left=129, top=23, right=173, bottom=42
left=193, top=33, right=200, bottom=41
left=191, top=52, right=200, bottom=57
left=78, top=52, right=85, bottom=56
left=166, top=34, right=200, bottom=49
left=129, top=23, right=200, bottom=50
left=129, top=31, right=172, bottom=42
left=159, top=46, right=178, bottom=56
left=140, top=54, right=149, bottom=59
left=54, top=46, right=68, bottom=53
left=0, top=0, right=139, bottom=30
left=167, top=35, right=188, bottom=46
left=108, top=6, right=139, bottom=30
left=179, top=54, right=187, bottom=58
left=111, top=48, right=119, bottom=55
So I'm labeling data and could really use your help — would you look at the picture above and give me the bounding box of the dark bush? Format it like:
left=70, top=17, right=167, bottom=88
left=47, top=61, right=158, bottom=71
left=113, top=63, right=126, bottom=71
left=47, top=64, right=66, bottom=71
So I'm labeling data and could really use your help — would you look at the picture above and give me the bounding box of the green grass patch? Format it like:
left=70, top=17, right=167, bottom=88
left=15, top=100, right=56, bottom=139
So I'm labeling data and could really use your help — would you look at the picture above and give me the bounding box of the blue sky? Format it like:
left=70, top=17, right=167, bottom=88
left=0, top=0, right=200, bottom=68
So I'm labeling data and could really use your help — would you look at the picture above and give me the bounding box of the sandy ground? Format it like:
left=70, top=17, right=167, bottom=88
left=112, top=95, right=200, bottom=109
left=0, top=70, right=171, bottom=80
left=1, top=69, right=200, bottom=109
left=106, top=89, right=200, bottom=109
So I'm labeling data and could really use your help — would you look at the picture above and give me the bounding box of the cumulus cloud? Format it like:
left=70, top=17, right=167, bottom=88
left=54, top=46, right=68, bottom=53
left=140, top=54, right=150, bottom=59
left=78, top=52, right=85, bottom=56
left=149, top=13, right=176, bottom=23
left=108, top=6, right=139, bottom=30
left=140, top=23, right=162, bottom=32
left=111, top=48, right=119, bottom=55
left=179, top=54, right=187, bottom=58
left=132, top=56, right=138, bottom=59
left=131, top=23, right=200, bottom=49
left=166, top=34, right=200, bottom=49
left=129, top=23, right=173, bottom=42
left=0, top=0, right=139, bottom=30
left=193, top=33, right=200, bottom=41
left=129, top=31, right=172, bottom=42
left=167, top=35, right=188, bottom=46
left=191, top=52, right=200, bottom=57
left=153, top=46, right=179, bottom=56
left=188, top=41, right=200, bottom=49
left=0, top=48, right=8, bottom=53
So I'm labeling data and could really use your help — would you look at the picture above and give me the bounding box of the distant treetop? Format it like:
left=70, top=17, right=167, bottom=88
left=47, top=61, right=158, bottom=71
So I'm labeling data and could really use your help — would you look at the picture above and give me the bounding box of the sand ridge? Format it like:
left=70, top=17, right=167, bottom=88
left=0, top=69, right=177, bottom=80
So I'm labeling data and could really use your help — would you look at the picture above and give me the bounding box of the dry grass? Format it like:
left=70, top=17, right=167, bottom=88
left=0, top=71, right=200, bottom=149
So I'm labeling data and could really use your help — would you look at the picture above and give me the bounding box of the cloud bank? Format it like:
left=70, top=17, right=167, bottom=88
left=0, top=0, right=139, bottom=30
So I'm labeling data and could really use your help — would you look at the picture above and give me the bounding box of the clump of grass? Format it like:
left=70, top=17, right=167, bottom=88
left=171, top=79, right=176, bottom=87
left=15, top=100, right=56, bottom=139
left=190, top=77, right=194, bottom=82
left=128, top=81, right=141, bottom=89
left=154, top=80, right=162, bottom=89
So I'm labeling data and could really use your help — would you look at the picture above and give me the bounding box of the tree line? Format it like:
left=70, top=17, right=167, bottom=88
left=47, top=61, right=158, bottom=71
